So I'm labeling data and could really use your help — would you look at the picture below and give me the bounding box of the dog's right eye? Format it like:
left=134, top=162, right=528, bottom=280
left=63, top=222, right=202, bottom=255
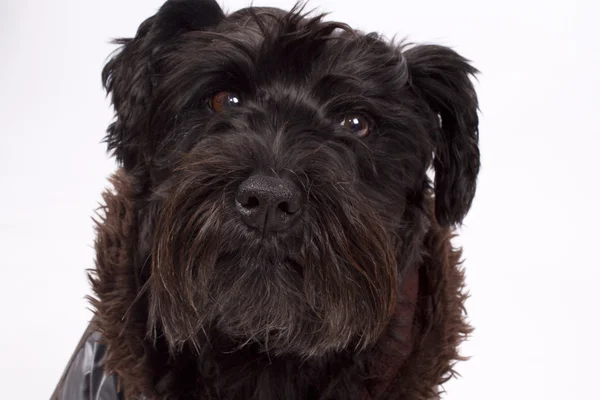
left=340, top=115, right=370, bottom=138
left=209, top=91, right=241, bottom=112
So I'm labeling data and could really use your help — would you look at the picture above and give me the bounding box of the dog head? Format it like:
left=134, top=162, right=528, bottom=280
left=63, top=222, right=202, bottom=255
left=101, top=0, right=479, bottom=358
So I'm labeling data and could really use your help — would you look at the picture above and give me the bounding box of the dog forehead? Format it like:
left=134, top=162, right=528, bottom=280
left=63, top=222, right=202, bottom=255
left=161, top=7, right=405, bottom=110
left=207, top=8, right=396, bottom=81
left=222, top=6, right=353, bottom=37
left=215, top=7, right=296, bottom=41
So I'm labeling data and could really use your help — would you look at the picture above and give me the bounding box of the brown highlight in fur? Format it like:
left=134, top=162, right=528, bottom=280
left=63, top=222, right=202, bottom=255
left=88, top=170, right=155, bottom=398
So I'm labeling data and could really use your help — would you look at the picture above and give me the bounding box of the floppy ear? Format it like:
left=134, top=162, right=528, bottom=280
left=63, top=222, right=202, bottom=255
left=404, top=44, right=480, bottom=226
left=102, top=0, right=225, bottom=170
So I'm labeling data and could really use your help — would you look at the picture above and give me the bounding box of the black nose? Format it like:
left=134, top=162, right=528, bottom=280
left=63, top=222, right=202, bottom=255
left=235, top=175, right=303, bottom=233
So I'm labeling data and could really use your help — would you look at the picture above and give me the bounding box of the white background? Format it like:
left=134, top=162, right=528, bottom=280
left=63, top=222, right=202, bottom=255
left=1, top=0, right=599, bottom=398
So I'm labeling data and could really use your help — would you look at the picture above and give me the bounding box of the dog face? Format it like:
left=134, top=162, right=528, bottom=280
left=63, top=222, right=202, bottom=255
left=102, top=0, right=479, bottom=358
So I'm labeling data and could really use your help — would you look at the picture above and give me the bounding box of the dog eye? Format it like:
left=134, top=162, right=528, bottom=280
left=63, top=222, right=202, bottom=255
left=340, top=115, right=370, bottom=138
left=209, top=91, right=241, bottom=112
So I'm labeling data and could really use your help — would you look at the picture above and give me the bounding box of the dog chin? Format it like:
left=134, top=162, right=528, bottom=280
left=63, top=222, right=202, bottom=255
left=203, top=255, right=346, bottom=357
left=213, top=312, right=351, bottom=359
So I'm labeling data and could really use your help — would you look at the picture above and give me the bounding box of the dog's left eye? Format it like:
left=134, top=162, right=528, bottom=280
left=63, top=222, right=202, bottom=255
left=340, top=115, right=370, bottom=138
left=209, top=91, right=241, bottom=112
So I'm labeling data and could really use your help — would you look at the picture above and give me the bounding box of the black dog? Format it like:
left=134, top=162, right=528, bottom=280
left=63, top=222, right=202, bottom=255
left=52, top=1, right=479, bottom=399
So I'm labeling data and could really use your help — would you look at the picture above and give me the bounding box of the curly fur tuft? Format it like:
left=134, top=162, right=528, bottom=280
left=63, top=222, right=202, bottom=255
left=88, top=170, right=154, bottom=398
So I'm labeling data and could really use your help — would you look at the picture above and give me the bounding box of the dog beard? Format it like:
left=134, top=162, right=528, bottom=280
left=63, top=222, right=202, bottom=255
left=146, top=132, right=400, bottom=359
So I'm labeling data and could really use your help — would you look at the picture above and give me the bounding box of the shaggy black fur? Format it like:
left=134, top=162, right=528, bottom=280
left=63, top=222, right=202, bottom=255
left=88, top=0, right=480, bottom=398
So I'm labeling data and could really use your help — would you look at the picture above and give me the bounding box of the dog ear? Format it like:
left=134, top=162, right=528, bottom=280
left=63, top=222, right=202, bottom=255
left=102, top=0, right=225, bottom=170
left=404, top=44, right=480, bottom=226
